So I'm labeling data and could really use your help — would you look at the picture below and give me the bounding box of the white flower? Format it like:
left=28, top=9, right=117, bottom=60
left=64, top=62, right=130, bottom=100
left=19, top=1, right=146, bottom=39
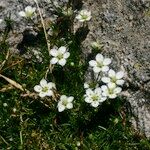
left=19, top=6, right=36, bottom=18
left=76, top=10, right=91, bottom=22
left=84, top=88, right=107, bottom=107
left=50, top=46, right=70, bottom=66
left=0, top=19, right=3, bottom=24
left=102, top=69, right=124, bottom=86
left=57, top=95, right=74, bottom=112
left=34, top=79, right=56, bottom=98
left=89, top=53, right=111, bottom=73
left=101, top=83, right=122, bottom=99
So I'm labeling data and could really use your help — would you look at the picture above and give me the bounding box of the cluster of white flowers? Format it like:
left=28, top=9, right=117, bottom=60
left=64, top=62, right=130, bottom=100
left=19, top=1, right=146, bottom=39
left=84, top=53, right=124, bottom=107
left=34, top=79, right=74, bottom=112
left=19, top=6, right=36, bottom=18
left=28, top=1, right=123, bottom=112
left=50, top=46, right=70, bottom=66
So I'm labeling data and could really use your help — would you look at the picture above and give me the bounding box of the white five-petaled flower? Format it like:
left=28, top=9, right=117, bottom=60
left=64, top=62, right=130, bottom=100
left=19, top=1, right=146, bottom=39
left=101, top=83, right=122, bottom=99
left=84, top=87, right=107, bottom=107
left=34, top=79, right=56, bottom=98
left=19, top=6, right=36, bottom=18
left=89, top=53, right=111, bottom=73
left=50, top=46, right=70, bottom=66
left=57, top=95, right=74, bottom=112
left=76, top=10, right=91, bottom=22
left=102, top=69, right=124, bottom=86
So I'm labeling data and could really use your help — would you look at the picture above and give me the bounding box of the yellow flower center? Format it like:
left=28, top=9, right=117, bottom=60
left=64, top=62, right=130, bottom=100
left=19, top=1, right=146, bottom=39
left=62, top=99, right=68, bottom=106
left=26, top=11, right=33, bottom=18
left=97, top=62, right=103, bottom=68
left=108, top=88, right=114, bottom=94
left=42, top=86, right=48, bottom=92
left=81, top=15, right=88, bottom=20
left=91, top=94, right=99, bottom=101
left=57, top=53, right=64, bottom=59
left=111, top=77, right=117, bottom=83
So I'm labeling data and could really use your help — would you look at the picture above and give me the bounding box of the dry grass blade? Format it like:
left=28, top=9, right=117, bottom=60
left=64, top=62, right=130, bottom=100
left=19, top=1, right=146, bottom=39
left=0, top=49, right=9, bottom=70
left=0, top=84, right=14, bottom=92
left=0, top=74, right=24, bottom=91
left=34, top=0, right=50, bottom=53
left=34, top=0, right=54, bottom=79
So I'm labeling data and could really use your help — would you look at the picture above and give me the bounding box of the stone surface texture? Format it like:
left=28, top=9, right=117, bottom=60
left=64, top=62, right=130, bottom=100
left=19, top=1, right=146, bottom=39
left=83, top=0, right=150, bottom=138
left=0, top=0, right=150, bottom=138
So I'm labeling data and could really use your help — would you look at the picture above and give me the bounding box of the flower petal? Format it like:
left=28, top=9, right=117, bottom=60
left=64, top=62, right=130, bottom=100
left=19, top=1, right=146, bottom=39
left=25, top=6, right=32, bottom=12
left=114, top=87, right=122, bottom=94
left=116, top=71, right=124, bottom=79
left=60, top=95, right=67, bottom=101
left=96, top=54, right=103, bottom=62
left=109, top=94, right=117, bottom=99
left=102, top=91, right=108, bottom=97
left=50, top=49, right=58, bottom=57
left=103, top=58, right=111, bottom=65
left=68, top=96, right=74, bottom=102
left=108, top=69, right=116, bottom=78
left=64, top=52, right=70, bottom=59
left=99, top=97, right=107, bottom=102
left=39, top=92, right=46, bottom=98
left=95, top=87, right=101, bottom=94
left=58, top=46, right=66, bottom=53
left=40, top=79, right=47, bottom=87
left=47, top=82, right=56, bottom=89
left=85, top=97, right=92, bottom=103
left=50, top=57, right=58, bottom=64
left=89, top=60, right=97, bottom=67
left=91, top=101, right=99, bottom=107
left=101, top=85, right=107, bottom=91
left=116, top=80, right=124, bottom=86
left=19, top=11, right=26, bottom=17
left=34, top=85, right=42, bottom=92
left=45, top=90, right=53, bottom=96
left=101, top=66, right=109, bottom=72
left=101, top=77, right=110, bottom=83
left=58, top=105, right=65, bottom=112
left=86, top=89, right=93, bottom=96
left=66, top=103, right=73, bottom=109
left=76, top=15, right=82, bottom=20
left=108, top=83, right=116, bottom=89
left=59, top=59, right=66, bottom=66
left=93, top=66, right=101, bottom=73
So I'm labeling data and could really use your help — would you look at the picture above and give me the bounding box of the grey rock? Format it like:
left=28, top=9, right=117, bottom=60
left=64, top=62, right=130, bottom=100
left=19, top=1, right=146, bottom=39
left=83, top=0, right=150, bottom=138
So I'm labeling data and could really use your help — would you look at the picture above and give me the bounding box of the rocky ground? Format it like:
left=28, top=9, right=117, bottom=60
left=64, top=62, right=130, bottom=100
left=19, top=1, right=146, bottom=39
left=0, top=0, right=150, bottom=138
left=83, top=0, right=150, bottom=138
